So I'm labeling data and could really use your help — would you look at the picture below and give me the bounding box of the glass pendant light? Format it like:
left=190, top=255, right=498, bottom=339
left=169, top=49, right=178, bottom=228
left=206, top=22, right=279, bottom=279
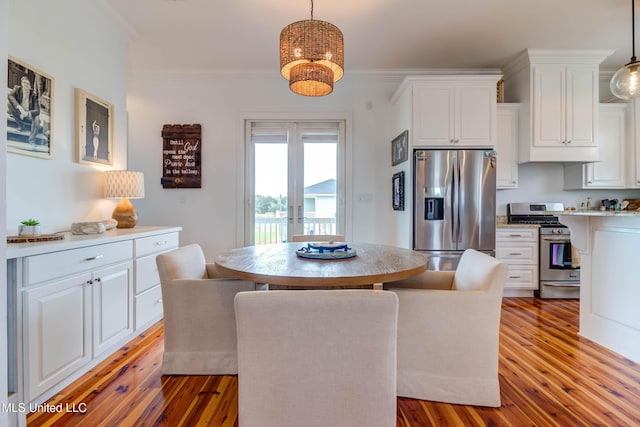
left=611, top=0, right=640, bottom=99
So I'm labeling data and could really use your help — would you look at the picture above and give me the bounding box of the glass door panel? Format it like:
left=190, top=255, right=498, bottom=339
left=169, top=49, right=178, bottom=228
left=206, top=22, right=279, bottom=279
left=302, top=140, right=337, bottom=236
left=253, top=142, right=288, bottom=244
left=247, top=121, right=344, bottom=245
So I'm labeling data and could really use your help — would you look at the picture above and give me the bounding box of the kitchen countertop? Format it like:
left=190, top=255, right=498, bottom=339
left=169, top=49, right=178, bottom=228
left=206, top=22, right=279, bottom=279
left=553, top=210, right=640, bottom=217
left=497, top=223, right=540, bottom=228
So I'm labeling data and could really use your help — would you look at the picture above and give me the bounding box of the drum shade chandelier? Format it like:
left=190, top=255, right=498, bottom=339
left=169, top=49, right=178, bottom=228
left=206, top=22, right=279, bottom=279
left=280, top=0, right=344, bottom=97
left=611, top=0, right=640, bottom=99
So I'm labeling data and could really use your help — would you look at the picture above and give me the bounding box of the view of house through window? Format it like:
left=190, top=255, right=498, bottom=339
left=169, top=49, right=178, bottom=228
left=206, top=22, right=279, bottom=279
left=247, top=121, right=345, bottom=245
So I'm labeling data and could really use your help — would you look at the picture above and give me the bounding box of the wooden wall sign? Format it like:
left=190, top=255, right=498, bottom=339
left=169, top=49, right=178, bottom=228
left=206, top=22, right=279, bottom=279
left=161, top=124, right=202, bottom=188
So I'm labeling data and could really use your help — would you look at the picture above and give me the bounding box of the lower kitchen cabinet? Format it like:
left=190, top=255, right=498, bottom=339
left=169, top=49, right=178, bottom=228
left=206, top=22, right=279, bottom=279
left=24, top=272, right=92, bottom=402
left=7, top=226, right=181, bottom=414
left=496, top=227, right=539, bottom=295
left=24, top=261, right=133, bottom=401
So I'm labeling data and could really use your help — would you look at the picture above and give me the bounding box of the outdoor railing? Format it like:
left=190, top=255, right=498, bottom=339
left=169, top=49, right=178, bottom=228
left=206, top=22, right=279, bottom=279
left=254, top=217, right=337, bottom=244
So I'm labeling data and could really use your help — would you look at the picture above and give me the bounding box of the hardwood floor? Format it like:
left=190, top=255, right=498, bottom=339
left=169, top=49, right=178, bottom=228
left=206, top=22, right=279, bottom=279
left=27, top=298, right=640, bottom=426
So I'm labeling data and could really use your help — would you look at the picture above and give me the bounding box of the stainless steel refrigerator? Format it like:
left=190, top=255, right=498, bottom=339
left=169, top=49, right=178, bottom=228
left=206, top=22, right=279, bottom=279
left=413, top=149, right=496, bottom=271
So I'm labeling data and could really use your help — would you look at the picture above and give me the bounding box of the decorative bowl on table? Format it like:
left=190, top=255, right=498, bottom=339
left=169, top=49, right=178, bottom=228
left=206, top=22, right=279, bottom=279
left=296, top=242, right=357, bottom=259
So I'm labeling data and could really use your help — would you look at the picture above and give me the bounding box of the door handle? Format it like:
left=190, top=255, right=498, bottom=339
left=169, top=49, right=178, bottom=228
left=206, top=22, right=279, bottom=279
left=288, top=206, right=293, bottom=225
left=297, top=206, right=303, bottom=224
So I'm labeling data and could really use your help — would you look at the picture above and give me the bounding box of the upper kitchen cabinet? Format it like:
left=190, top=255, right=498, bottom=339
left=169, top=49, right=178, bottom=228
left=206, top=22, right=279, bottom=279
left=502, top=49, right=613, bottom=163
left=496, top=103, right=520, bottom=189
left=564, top=103, right=628, bottom=189
left=391, top=75, right=501, bottom=148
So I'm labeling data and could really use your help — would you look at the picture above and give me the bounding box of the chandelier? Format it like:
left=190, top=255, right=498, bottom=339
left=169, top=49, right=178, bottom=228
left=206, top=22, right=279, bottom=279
left=611, top=0, right=640, bottom=99
left=280, top=0, right=344, bottom=97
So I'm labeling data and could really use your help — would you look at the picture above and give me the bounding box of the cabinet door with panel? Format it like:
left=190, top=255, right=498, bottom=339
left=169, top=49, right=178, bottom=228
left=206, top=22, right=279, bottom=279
left=496, top=104, right=519, bottom=188
left=532, top=65, right=597, bottom=148
left=92, top=261, right=133, bottom=357
left=413, top=81, right=496, bottom=147
left=24, top=274, right=92, bottom=401
left=563, top=103, right=627, bottom=189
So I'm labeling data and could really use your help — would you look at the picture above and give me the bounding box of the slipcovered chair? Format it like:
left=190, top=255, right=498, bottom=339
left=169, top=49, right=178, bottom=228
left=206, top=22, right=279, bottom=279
left=235, top=290, right=398, bottom=427
left=290, top=234, right=345, bottom=242
left=156, top=244, right=255, bottom=375
left=384, top=249, right=508, bottom=407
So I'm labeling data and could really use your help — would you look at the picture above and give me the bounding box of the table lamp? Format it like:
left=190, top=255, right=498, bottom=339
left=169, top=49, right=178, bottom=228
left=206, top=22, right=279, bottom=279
left=104, top=170, right=145, bottom=228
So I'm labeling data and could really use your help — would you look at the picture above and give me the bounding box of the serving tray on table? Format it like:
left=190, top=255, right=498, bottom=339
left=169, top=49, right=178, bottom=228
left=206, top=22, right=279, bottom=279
left=295, top=242, right=357, bottom=259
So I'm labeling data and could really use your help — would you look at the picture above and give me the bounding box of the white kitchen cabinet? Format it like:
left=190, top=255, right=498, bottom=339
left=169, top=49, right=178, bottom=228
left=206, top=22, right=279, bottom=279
left=23, top=240, right=133, bottom=402
left=564, top=103, right=627, bottom=189
left=496, top=104, right=520, bottom=188
left=92, top=262, right=133, bottom=357
left=496, top=227, right=539, bottom=294
left=392, top=75, right=500, bottom=148
left=24, top=272, right=92, bottom=402
left=503, top=49, right=612, bottom=163
left=629, top=98, right=640, bottom=187
left=133, top=232, right=179, bottom=330
left=7, top=226, right=180, bottom=410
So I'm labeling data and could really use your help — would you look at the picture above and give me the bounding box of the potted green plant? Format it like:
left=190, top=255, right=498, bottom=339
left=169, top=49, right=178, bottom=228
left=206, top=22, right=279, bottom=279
left=19, top=219, right=41, bottom=236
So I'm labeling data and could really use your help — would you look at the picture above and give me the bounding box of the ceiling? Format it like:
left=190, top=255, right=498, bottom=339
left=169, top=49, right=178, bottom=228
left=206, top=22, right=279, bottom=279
left=106, top=0, right=634, bottom=75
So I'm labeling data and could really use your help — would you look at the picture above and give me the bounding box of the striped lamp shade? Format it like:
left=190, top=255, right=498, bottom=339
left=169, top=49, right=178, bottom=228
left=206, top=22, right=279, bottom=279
left=104, top=171, right=145, bottom=199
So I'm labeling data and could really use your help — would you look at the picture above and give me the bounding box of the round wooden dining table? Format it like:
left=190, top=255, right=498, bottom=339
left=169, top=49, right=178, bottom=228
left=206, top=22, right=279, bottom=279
left=214, top=242, right=428, bottom=289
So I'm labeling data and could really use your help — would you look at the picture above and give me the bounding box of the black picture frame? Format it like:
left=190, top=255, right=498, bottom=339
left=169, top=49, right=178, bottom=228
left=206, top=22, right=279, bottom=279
left=391, top=130, right=408, bottom=166
left=392, top=171, right=405, bottom=211
left=75, top=88, right=114, bottom=165
left=7, top=57, right=54, bottom=159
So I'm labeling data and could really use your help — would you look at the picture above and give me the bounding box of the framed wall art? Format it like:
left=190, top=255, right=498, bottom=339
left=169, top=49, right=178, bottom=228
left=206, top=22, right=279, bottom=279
left=160, top=124, right=202, bottom=188
left=75, top=88, right=114, bottom=165
left=7, top=57, right=54, bottom=159
left=391, top=130, right=408, bottom=166
left=392, top=171, right=405, bottom=211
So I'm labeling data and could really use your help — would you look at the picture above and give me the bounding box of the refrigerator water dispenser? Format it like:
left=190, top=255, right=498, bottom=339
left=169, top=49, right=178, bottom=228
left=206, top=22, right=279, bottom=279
left=425, top=198, right=444, bottom=220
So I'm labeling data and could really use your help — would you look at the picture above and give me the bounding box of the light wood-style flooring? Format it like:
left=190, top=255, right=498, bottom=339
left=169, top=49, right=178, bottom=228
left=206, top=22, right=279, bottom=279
left=27, top=298, right=640, bottom=426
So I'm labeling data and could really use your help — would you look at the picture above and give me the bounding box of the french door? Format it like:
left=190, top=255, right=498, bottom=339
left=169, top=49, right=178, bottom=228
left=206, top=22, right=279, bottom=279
left=246, top=120, right=346, bottom=245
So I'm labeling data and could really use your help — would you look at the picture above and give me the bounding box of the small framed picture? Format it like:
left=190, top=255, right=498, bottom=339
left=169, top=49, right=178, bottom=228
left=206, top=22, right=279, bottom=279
left=75, top=88, right=114, bottom=165
left=391, top=130, right=408, bottom=166
left=392, top=171, right=405, bottom=211
left=7, top=57, right=54, bottom=159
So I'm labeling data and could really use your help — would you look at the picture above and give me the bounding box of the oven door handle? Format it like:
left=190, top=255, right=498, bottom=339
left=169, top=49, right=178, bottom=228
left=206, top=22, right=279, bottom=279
left=542, top=237, right=571, bottom=243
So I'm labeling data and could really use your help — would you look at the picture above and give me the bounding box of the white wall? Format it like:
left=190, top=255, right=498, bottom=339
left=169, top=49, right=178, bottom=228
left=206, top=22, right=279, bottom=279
left=127, top=71, right=400, bottom=258
left=1, top=0, right=9, bottom=423
left=496, top=163, right=640, bottom=214
left=5, top=0, right=129, bottom=234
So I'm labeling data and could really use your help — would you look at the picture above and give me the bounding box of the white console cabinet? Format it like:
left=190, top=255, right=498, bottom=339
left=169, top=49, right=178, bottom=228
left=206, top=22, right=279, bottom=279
left=6, top=226, right=180, bottom=417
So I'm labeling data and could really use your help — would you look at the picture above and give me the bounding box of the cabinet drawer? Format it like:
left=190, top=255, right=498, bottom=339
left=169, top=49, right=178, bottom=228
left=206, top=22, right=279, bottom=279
left=135, top=285, right=163, bottom=330
left=496, top=242, right=537, bottom=263
left=25, top=241, right=133, bottom=286
left=504, top=265, right=537, bottom=289
left=135, top=254, right=162, bottom=294
left=496, top=228, right=538, bottom=242
left=135, top=232, right=179, bottom=257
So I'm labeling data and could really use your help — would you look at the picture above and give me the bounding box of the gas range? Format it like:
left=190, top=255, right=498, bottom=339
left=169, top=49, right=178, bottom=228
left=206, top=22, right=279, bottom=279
left=506, top=202, right=579, bottom=299
left=506, top=202, right=565, bottom=226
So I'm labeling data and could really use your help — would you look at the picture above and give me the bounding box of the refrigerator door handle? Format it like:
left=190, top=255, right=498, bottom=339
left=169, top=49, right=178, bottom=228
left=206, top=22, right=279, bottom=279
left=451, top=154, right=459, bottom=245
left=456, top=154, right=462, bottom=243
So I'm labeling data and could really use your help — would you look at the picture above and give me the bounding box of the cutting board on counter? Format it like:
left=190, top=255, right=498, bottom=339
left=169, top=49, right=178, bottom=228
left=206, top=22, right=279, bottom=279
left=624, top=198, right=640, bottom=210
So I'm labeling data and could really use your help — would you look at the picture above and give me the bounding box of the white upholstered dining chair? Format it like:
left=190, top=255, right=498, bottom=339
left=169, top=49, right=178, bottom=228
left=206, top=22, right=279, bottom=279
left=156, top=244, right=255, bottom=375
left=384, top=248, right=508, bottom=407
left=235, top=290, right=398, bottom=427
